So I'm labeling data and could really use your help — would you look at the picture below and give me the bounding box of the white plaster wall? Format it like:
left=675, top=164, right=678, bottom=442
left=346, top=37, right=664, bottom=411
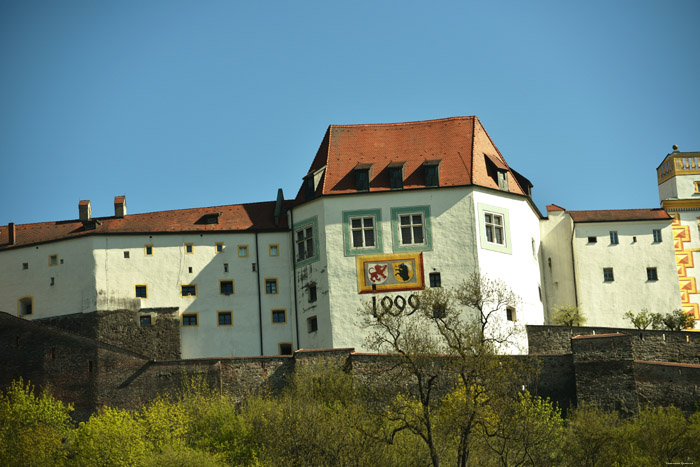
left=661, top=173, right=700, bottom=201
left=92, top=232, right=294, bottom=359
left=0, top=237, right=97, bottom=318
left=572, top=221, right=680, bottom=328
left=473, top=189, right=545, bottom=353
left=539, top=211, right=577, bottom=320
left=658, top=178, right=679, bottom=201
left=291, top=199, right=334, bottom=351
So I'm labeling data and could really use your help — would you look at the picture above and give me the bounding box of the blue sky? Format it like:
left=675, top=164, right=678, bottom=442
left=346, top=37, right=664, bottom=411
left=1, top=0, right=699, bottom=226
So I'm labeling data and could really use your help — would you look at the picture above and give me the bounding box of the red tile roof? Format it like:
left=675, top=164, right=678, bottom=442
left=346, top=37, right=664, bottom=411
left=568, top=209, right=671, bottom=223
left=0, top=201, right=291, bottom=250
left=296, top=116, right=528, bottom=200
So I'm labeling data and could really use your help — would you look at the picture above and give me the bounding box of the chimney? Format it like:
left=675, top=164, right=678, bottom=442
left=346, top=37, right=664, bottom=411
left=114, top=195, right=126, bottom=218
left=8, top=222, right=15, bottom=245
left=79, top=200, right=91, bottom=221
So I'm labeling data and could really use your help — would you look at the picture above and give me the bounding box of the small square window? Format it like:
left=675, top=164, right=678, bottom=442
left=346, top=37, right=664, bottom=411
left=272, top=309, right=286, bottom=323
left=587, top=236, right=597, bottom=244
left=181, top=284, right=197, bottom=297
left=145, top=245, right=153, bottom=256
left=123, top=251, right=130, bottom=259
left=238, top=245, right=249, bottom=257
left=269, top=244, right=279, bottom=256
left=279, top=343, right=293, bottom=355
left=220, top=280, right=234, bottom=295
left=307, top=316, right=318, bottom=333
left=140, top=315, right=152, bottom=326
left=429, top=272, right=442, bottom=288
left=218, top=311, right=233, bottom=326
left=647, top=267, right=658, bottom=281
left=18, top=297, right=33, bottom=316
left=135, top=285, right=148, bottom=299
left=265, top=279, right=278, bottom=294
left=653, top=229, right=662, bottom=243
left=49, top=254, right=58, bottom=266
left=224, top=263, right=229, bottom=273
left=506, top=306, right=516, bottom=322
left=609, top=231, right=619, bottom=245
left=603, top=268, right=614, bottom=282
left=216, top=242, right=224, bottom=253
left=22, top=262, right=28, bottom=270
left=309, top=284, right=317, bottom=303
left=182, top=313, right=198, bottom=326
left=185, top=243, right=194, bottom=254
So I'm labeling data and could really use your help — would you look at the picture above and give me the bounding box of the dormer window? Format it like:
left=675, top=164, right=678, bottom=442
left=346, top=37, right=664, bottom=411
left=423, top=160, right=440, bottom=187
left=354, top=163, right=372, bottom=192
left=388, top=161, right=405, bottom=190
left=484, top=153, right=509, bottom=191
left=497, top=170, right=509, bottom=191
left=304, top=175, right=315, bottom=200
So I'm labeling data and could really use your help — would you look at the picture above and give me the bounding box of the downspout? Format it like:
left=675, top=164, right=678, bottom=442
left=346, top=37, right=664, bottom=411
left=255, top=233, right=263, bottom=355
left=570, top=220, right=580, bottom=307
left=290, top=208, right=300, bottom=350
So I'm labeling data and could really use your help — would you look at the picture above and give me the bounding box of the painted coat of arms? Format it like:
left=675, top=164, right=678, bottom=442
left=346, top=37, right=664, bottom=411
left=357, top=252, right=424, bottom=293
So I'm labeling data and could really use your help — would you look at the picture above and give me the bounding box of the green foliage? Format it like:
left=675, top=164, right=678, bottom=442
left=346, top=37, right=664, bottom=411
left=551, top=304, right=586, bottom=326
left=661, top=308, right=695, bottom=331
left=624, top=308, right=662, bottom=330
left=0, top=378, right=74, bottom=467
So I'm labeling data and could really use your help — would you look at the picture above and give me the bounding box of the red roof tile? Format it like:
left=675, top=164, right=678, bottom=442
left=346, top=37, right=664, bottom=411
left=296, top=116, right=528, bottom=200
left=0, top=201, right=292, bottom=250
left=568, top=209, right=671, bottom=223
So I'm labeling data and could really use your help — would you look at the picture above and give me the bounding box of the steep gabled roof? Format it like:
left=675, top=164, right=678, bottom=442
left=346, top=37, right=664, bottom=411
left=0, top=200, right=292, bottom=250
left=295, top=116, right=528, bottom=200
left=568, top=208, right=671, bottom=223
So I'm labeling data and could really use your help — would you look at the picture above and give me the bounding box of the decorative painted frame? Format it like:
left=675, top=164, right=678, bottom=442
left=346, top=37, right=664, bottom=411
left=343, top=209, right=383, bottom=256
left=477, top=204, right=512, bottom=254
left=391, top=206, right=432, bottom=252
left=356, top=252, right=425, bottom=294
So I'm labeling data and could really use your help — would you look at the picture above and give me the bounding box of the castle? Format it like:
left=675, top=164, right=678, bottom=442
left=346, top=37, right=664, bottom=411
left=0, top=117, right=697, bottom=360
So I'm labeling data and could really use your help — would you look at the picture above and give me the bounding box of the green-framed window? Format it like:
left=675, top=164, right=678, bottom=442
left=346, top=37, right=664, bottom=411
left=343, top=209, right=383, bottom=256
left=294, top=216, right=320, bottom=267
left=478, top=204, right=512, bottom=254
left=391, top=206, right=432, bottom=252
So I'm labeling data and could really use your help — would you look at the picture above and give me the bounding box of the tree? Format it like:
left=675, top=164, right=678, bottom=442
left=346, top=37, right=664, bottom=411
left=551, top=305, right=586, bottom=326
left=661, top=309, right=695, bottom=331
left=361, top=272, right=536, bottom=467
left=0, top=378, right=74, bottom=467
left=624, top=308, right=663, bottom=330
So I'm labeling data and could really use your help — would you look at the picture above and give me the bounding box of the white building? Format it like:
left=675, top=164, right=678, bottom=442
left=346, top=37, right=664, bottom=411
left=0, top=117, right=692, bottom=358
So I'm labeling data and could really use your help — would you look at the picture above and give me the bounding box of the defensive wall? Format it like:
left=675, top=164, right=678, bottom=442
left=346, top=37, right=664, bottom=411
left=1, top=312, right=698, bottom=420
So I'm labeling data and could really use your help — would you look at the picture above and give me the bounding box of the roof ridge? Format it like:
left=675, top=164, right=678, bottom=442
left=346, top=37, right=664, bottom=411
left=568, top=207, right=665, bottom=213
left=327, top=116, right=476, bottom=129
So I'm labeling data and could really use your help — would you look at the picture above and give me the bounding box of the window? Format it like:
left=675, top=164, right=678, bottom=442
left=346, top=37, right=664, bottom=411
left=185, top=243, right=194, bottom=254
left=278, top=342, right=293, bottom=355
left=351, top=216, right=376, bottom=248
left=140, top=315, right=152, bottom=326
left=653, top=229, right=662, bottom=243
left=272, top=309, right=286, bottom=323
left=224, top=263, right=229, bottom=273
left=309, top=284, right=317, bottom=303
left=18, top=297, right=32, bottom=316
left=123, top=251, right=130, bottom=258
left=265, top=278, right=278, bottom=294
left=295, top=218, right=318, bottom=265
left=305, top=176, right=315, bottom=200
left=307, top=316, right=318, bottom=333
left=218, top=311, right=233, bottom=326
left=22, top=262, right=28, bottom=270
left=647, top=267, right=658, bottom=281
left=238, top=245, right=248, bottom=257
left=145, top=245, right=153, bottom=256
left=587, top=236, right=597, bottom=244
left=216, top=242, right=224, bottom=253
left=269, top=244, right=279, bottom=256
left=399, top=213, right=425, bottom=245
left=484, top=212, right=505, bottom=245
left=181, top=284, right=197, bottom=297
left=135, top=285, right=148, bottom=299
left=355, top=168, right=370, bottom=192
left=695, top=181, right=700, bottom=194
left=388, top=163, right=404, bottom=190
left=506, top=307, right=516, bottom=322
left=49, top=254, right=58, bottom=266
left=423, top=161, right=440, bottom=187
left=220, top=280, right=234, bottom=295
left=603, top=268, right=614, bottom=282
left=429, top=272, right=442, bottom=288
left=182, top=313, right=198, bottom=326
left=609, top=231, right=619, bottom=245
